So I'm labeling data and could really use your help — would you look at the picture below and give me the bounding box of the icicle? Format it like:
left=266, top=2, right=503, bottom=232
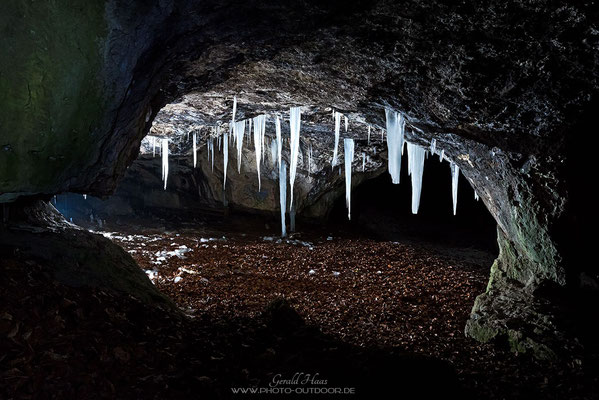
left=232, top=96, right=237, bottom=122
left=440, top=149, right=445, bottom=162
left=193, top=132, right=197, bottom=168
left=344, top=115, right=348, bottom=132
left=430, top=138, right=437, bottom=155
left=279, top=160, right=287, bottom=237
left=332, top=111, right=341, bottom=167
left=276, top=115, right=282, bottom=168
left=234, top=120, right=246, bottom=172
left=152, top=137, right=156, bottom=157
left=368, top=126, right=371, bottom=145
left=253, top=115, right=266, bottom=190
left=261, top=117, right=267, bottom=162
left=407, top=142, right=425, bottom=214
left=308, top=143, right=312, bottom=174
left=223, top=131, right=229, bottom=188
left=218, top=134, right=222, bottom=151
left=385, top=109, right=405, bottom=184
left=474, top=191, right=479, bottom=201
left=381, top=129, right=384, bottom=140
left=289, top=107, right=302, bottom=207
left=362, top=152, right=366, bottom=172
left=344, top=138, right=355, bottom=220
left=451, top=162, right=459, bottom=215
left=161, top=138, right=169, bottom=190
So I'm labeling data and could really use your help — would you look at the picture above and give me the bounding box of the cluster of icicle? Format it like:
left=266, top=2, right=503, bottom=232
left=152, top=99, right=479, bottom=237
left=384, top=109, right=478, bottom=216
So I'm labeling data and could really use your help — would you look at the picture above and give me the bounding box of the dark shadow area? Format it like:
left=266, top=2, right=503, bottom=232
left=329, top=155, right=498, bottom=254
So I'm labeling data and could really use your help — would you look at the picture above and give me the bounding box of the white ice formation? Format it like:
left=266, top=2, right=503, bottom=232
left=344, top=138, right=355, bottom=220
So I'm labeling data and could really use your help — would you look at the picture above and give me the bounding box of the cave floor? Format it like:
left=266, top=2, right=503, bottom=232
left=1, top=219, right=596, bottom=399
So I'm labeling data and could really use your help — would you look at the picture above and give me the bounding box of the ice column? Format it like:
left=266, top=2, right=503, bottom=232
left=344, top=138, right=355, bottom=220
left=289, top=107, right=301, bottom=207
left=407, top=142, right=425, bottom=214
left=385, top=109, right=405, bottom=184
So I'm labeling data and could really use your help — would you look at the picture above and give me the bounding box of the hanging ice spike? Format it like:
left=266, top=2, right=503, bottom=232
left=344, top=138, right=355, bottom=220
left=192, top=132, right=197, bottom=168
left=451, top=162, right=459, bottom=215
left=385, top=109, right=405, bottom=184
left=161, top=138, right=169, bottom=190
left=253, top=115, right=266, bottom=190
left=407, top=142, right=425, bottom=214
left=234, top=120, right=246, bottom=172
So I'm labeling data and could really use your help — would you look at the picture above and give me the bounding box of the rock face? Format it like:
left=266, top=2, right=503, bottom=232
left=0, top=200, right=174, bottom=308
left=1, top=0, right=597, bottom=357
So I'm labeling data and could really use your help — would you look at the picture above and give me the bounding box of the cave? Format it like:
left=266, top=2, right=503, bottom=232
left=1, top=1, right=597, bottom=398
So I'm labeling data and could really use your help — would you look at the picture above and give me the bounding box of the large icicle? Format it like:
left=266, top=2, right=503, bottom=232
left=232, top=96, right=237, bottom=122
left=279, top=160, right=287, bottom=237
left=344, top=115, right=348, bottom=132
left=362, top=152, right=366, bottom=172
left=253, top=115, right=266, bottom=190
left=234, top=120, right=246, bottom=172
left=332, top=111, right=341, bottom=167
left=276, top=116, right=283, bottom=168
left=385, top=109, right=405, bottom=184
left=451, top=162, right=459, bottom=215
left=223, top=131, right=229, bottom=188
left=161, top=138, right=169, bottom=190
left=367, top=126, right=371, bottom=145
left=344, top=138, right=355, bottom=220
left=407, top=142, right=425, bottom=214
left=192, top=132, right=197, bottom=168
left=289, top=107, right=302, bottom=207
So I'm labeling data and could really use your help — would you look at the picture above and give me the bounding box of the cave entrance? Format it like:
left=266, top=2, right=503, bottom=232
left=51, top=98, right=499, bottom=362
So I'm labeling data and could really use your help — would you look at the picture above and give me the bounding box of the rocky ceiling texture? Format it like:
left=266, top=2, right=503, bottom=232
left=1, top=0, right=597, bottom=358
